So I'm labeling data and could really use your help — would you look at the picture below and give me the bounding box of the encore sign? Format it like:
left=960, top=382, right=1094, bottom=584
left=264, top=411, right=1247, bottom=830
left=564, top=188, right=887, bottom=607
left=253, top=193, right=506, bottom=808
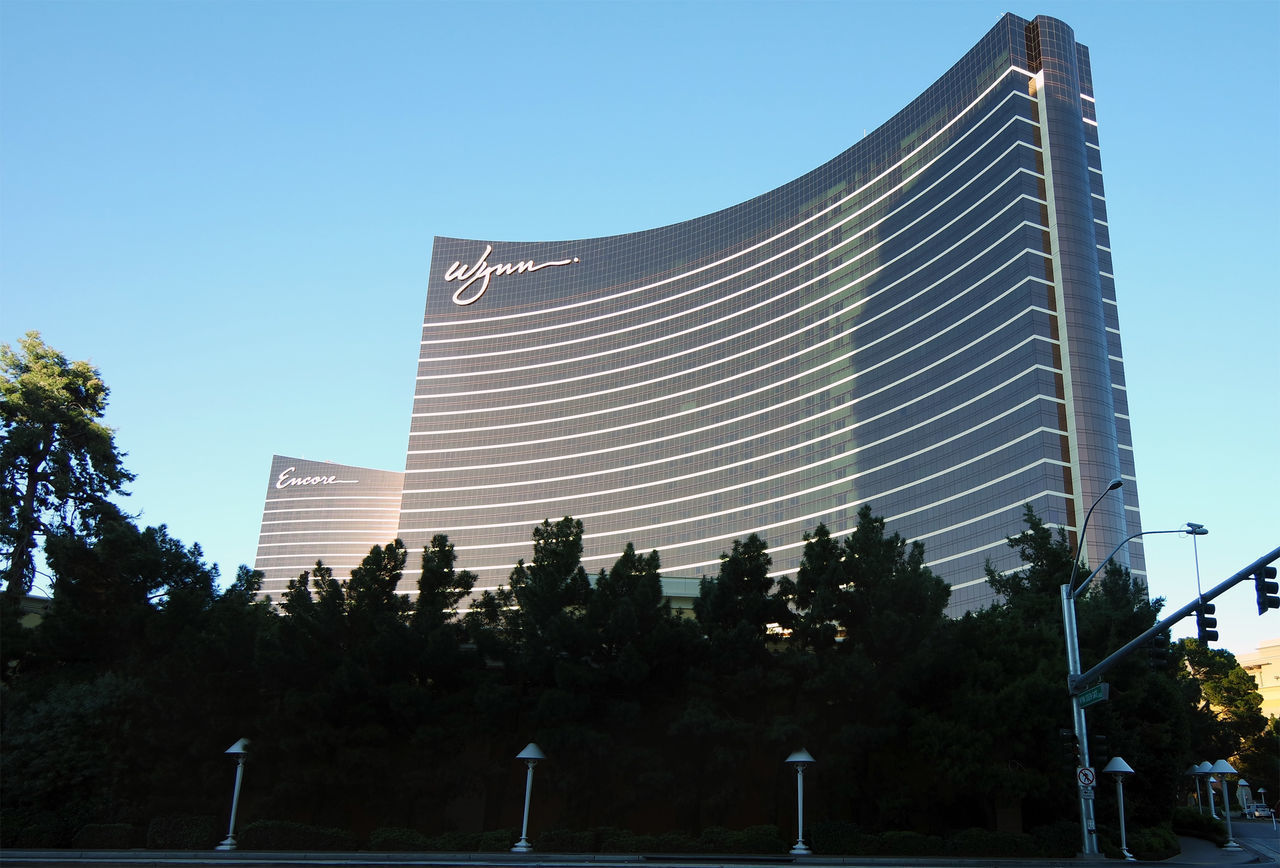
left=445, top=244, right=580, bottom=306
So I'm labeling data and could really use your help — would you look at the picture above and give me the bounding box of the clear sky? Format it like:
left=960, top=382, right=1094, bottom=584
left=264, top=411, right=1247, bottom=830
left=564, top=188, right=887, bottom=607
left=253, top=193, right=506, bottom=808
left=2, top=0, right=1276, bottom=655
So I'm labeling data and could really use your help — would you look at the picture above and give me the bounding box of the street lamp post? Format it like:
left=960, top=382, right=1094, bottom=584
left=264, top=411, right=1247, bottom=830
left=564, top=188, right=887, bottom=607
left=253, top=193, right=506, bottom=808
left=1186, top=764, right=1206, bottom=814
left=1062, top=477, right=1123, bottom=857
left=1212, top=759, right=1242, bottom=850
left=1061, top=498, right=1208, bottom=857
left=1102, top=756, right=1135, bottom=861
left=786, top=749, right=815, bottom=855
left=511, top=743, right=545, bottom=853
left=216, top=738, right=250, bottom=851
left=1195, top=760, right=1215, bottom=817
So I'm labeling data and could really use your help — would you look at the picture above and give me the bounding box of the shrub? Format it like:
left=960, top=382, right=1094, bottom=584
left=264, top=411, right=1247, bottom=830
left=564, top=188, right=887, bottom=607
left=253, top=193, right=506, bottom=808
left=1126, top=824, right=1180, bottom=861
left=1172, top=806, right=1227, bottom=846
left=537, top=828, right=595, bottom=851
left=368, top=826, right=430, bottom=851
left=237, top=820, right=359, bottom=851
left=423, top=830, right=481, bottom=851
left=878, top=830, right=944, bottom=856
left=654, top=831, right=700, bottom=852
left=476, top=828, right=516, bottom=851
left=146, top=815, right=218, bottom=849
left=73, top=823, right=135, bottom=849
left=598, top=829, right=659, bottom=852
left=809, top=820, right=868, bottom=854
left=1027, top=819, right=1080, bottom=857
left=948, top=827, right=1036, bottom=857
left=4, top=811, right=69, bottom=848
left=724, top=825, right=787, bottom=853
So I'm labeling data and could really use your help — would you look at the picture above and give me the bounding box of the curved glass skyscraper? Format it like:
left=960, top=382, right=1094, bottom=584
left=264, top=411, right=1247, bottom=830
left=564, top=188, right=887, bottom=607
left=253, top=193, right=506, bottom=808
left=258, top=13, right=1144, bottom=614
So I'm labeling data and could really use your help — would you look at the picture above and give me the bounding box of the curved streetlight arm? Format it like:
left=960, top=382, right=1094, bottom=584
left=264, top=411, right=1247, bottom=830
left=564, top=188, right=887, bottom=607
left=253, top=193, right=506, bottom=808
left=1067, top=479, right=1124, bottom=596
left=1072, top=525, right=1207, bottom=600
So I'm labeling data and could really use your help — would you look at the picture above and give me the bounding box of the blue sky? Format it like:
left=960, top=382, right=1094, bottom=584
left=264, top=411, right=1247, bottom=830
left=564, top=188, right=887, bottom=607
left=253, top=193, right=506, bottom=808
left=2, top=0, right=1276, bottom=655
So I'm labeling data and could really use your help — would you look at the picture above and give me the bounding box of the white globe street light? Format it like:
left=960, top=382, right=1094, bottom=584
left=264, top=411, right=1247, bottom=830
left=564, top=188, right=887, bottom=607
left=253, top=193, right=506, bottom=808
left=511, top=743, right=545, bottom=853
left=786, top=749, right=815, bottom=855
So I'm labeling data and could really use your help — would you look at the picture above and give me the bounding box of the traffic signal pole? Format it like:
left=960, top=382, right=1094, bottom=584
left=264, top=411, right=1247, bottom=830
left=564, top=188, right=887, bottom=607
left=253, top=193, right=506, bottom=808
left=1070, top=545, right=1280, bottom=693
left=1062, top=542, right=1280, bottom=858
left=1061, top=581, right=1099, bottom=856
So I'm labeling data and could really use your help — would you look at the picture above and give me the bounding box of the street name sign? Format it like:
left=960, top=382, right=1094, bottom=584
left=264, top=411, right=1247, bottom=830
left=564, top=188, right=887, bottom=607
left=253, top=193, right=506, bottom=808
left=1078, top=682, right=1110, bottom=708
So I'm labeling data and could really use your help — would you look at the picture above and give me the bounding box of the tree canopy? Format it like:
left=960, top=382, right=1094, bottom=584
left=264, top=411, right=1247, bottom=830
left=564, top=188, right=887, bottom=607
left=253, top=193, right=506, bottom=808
left=1, top=331, right=133, bottom=597
left=2, top=338, right=1273, bottom=852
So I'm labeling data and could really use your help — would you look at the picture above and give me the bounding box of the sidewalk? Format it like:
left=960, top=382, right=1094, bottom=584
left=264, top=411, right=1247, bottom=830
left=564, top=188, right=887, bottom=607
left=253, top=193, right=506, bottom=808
left=1169, top=835, right=1273, bottom=864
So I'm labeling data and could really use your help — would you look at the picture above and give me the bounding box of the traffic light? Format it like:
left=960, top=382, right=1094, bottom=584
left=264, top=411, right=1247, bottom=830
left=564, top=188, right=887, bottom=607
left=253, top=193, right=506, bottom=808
left=1196, top=603, right=1219, bottom=643
left=1255, top=566, right=1280, bottom=615
left=1059, top=728, right=1080, bottom=765
left=1149, top=629, right=1170, bottom=670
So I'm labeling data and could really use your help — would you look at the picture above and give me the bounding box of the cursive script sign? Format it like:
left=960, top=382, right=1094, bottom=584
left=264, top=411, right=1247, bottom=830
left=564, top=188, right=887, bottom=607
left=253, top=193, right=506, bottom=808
left=444, top=244, right=580, bottom=306
left=275, top=466, right=360, bottom=490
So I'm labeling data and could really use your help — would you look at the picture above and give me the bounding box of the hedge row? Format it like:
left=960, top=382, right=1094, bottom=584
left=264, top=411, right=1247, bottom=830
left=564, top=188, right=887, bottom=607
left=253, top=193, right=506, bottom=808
left=5, top=815, right=1187, bottom=858
left=1171, top=805, right=1228, bottom=846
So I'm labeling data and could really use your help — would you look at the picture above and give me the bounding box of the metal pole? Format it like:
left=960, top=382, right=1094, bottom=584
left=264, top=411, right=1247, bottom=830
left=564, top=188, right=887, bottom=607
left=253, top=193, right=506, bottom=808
left=512, top=760, right=536, bottom=853
left=216, top=755, right=246, bottom=851
left=1062, top=583, right=1099, bottom=856
left=1116, top=775, right=1133, bottom=861
left=791, top=764, right=810, bottom=855
left=1060, top=480, right=1121, bottom=856
left=1223, top=777, right=1240, bottom=850
left=1072, top=546, right=1280, bottom=692
left=1208, top=776, right=1218, bottom=819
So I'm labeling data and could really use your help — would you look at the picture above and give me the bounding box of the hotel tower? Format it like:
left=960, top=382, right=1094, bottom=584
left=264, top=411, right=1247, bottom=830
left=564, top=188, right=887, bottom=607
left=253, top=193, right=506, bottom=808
left=256, top=13, right=1143, bottom=616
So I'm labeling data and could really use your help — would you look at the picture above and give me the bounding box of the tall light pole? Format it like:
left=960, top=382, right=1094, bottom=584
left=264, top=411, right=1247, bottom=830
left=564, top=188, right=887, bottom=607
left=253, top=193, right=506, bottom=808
left=786, top=749, right=815, bottom=855
left=216, top=738, right=250, bottom=851
left=1062, top=477, right=1122, bottom=856
left=511, top=743, right=545, bottom=853
left=1061, top=503, right=1207, bottom=857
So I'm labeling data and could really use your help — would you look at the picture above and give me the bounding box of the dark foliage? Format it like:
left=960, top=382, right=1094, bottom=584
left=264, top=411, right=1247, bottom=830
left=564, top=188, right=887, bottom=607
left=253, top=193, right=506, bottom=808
left=1, top=487, right=1265, bottom=851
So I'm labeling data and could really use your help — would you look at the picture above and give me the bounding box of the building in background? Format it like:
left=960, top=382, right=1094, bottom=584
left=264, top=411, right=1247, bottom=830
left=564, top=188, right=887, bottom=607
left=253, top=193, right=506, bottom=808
left=254, top=455, right=403, bottom=600
left=1238, top=639, right=1280, bottom=720
left=258, top=13, right=1144, bottom=616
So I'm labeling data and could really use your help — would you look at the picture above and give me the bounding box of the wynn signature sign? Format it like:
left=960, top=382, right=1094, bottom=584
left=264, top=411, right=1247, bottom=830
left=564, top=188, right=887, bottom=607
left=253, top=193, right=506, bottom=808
left=445, top=244, right=580, bottom=305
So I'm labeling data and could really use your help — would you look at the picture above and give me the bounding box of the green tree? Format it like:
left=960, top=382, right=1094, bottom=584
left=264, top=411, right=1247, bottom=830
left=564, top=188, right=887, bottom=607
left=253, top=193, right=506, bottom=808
left=694, top=533, right=788, bottom=648
left=836, top=505, right=950, bottom=667
left=412, top=533, right=476, bottom=634
left=586, top=542, right=665, bottom=661
left=503, top=517, right=592, bottom=670
left=36, top=508, right=220, bottom=670
left=2, top=332, right=134, bottom=597
left=788, top=523, right=848, bottom=653
left=1176, top=639, right=1267, bottom=765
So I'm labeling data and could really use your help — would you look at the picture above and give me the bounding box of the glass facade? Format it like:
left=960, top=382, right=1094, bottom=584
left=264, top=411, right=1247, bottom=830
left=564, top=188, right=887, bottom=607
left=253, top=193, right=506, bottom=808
left=257, top=14, right=1144, bottom=615
left=254, top=455, right=405, bottom=600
